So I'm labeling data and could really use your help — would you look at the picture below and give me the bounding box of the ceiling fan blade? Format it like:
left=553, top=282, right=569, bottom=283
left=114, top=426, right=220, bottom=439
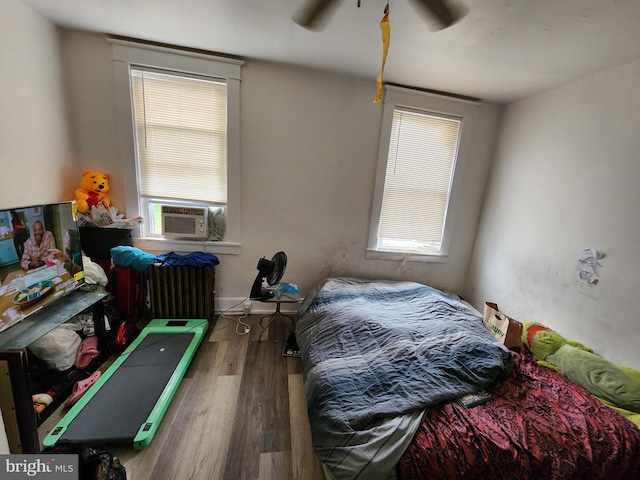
left=410, top=0, right=466, bottom=29
left=292, top=0, right=340, bottom=30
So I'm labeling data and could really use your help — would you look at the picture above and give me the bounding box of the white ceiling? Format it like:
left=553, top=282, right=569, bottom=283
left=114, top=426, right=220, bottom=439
left=18, top=0, right=640, bottom=103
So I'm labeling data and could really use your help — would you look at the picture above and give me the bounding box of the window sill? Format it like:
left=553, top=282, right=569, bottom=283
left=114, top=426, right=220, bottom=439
left=366, top=248, right=449, bottom=263
left=133, top=237, right=241, bottom=255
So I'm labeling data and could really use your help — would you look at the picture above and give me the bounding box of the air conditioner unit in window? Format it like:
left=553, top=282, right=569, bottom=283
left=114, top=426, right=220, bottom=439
left=161, top=206, right=208, bottom=238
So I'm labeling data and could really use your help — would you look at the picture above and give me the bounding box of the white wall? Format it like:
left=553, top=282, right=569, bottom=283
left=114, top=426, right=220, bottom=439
left=0, top=0, right=77, bottom=209
left=60, top=30, right=501, bottom=307
left=0, top=0, right=77, bottom=454
left=465, top=59, right=640, bottom=369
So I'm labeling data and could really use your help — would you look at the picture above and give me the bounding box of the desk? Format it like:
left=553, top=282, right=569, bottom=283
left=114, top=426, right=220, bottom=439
left=0, top=287, right=107, bottom=351
left=0, top=287, right=108, bottom=453
left=258, top=296, right=301, bottom=357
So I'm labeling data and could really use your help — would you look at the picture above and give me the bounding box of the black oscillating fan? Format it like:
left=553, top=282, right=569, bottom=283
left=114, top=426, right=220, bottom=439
left=250, top=251, right=287, bottom=300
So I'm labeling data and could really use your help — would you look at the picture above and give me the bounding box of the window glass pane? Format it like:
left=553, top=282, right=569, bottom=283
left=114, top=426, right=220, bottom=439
left=378, top=108, right=462, bottom=252
left=131, top=69, right=227, bottom=204
left=151, top=203, right=162, bottom=235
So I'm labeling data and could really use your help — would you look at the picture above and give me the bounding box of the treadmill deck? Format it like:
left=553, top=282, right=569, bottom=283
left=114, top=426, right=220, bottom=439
left=43, top=318, right=208, bottom=449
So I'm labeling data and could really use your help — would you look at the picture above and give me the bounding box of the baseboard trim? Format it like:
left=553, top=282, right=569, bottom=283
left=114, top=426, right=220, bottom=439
left=215, top=297, right=301, bottom=316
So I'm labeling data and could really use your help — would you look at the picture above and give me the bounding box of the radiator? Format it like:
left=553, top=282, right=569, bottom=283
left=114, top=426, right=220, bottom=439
left=148, top=265, right=216, bottom=320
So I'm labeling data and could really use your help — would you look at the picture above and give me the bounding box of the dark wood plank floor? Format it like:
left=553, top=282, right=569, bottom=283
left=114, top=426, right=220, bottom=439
left=38, top=313, right=326, bottom=480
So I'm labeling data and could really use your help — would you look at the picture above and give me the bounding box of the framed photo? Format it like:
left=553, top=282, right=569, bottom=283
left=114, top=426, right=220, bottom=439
left=31, top=207, right=41, bottom=216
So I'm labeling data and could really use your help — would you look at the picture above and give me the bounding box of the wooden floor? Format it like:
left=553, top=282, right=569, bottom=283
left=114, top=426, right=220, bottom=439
left=38, top=313, right=326, bottom=480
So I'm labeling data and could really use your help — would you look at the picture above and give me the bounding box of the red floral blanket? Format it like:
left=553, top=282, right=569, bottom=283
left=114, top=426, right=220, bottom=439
left=399, top=348, right=640, bottom=479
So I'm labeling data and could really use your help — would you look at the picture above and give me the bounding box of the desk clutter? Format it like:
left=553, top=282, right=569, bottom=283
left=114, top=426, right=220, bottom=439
left=27, top=296, right=114, bottom=421
left=265, top=282, right=299, bottom=301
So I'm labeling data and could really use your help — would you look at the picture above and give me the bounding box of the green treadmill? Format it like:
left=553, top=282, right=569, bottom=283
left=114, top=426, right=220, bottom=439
left=43, top=318, right=208, bottom=450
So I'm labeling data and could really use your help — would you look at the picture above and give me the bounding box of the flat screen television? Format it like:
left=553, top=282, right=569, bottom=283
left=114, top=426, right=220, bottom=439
left=0, top=201, right=85, bottom=333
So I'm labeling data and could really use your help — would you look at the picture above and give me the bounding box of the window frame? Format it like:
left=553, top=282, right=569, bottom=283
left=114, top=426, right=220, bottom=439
left=367, top=84, right=479, bottom=263
left=110, top=38, right=244, bottom=255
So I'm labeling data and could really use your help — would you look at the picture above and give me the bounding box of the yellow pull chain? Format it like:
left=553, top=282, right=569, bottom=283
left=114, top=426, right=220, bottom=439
left=374, top=2, right=391, bottom=103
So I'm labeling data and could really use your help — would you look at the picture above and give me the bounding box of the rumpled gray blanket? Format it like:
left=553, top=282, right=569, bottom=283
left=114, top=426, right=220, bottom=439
left=296, top=277, right=513, bottom=480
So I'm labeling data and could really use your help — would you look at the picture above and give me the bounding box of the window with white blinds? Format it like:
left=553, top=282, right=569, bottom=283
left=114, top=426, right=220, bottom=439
left=131, top=68, right=228, bottom=205
left=111, top=39, right=243, bottom=250
left=368, top=84, right=477, bottom=261
left=378, top=108, right=462, bottom=253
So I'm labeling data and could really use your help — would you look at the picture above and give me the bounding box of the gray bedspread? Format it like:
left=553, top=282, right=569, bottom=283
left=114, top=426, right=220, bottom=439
left=296, top=278, right=513, bottom=480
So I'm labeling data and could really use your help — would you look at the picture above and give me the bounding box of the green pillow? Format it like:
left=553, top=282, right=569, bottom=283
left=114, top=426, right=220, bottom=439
left=547, top=344, right=640, bottom=413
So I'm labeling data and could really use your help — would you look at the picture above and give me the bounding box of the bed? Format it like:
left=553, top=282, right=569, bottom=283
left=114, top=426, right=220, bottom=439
left=295, top=277, right=640, bottom=480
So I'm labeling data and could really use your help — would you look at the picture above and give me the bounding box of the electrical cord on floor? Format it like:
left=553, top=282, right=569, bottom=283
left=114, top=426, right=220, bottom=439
left=217, top=298, right=252, bottom=335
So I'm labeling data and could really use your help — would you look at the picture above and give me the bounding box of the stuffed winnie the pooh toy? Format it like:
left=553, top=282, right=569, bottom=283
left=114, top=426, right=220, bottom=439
left=75, top=170, right=111, bottom=214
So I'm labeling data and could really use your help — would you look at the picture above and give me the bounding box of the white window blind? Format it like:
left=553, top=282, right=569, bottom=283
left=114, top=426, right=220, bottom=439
left=131, top=68, right=227, bottom=205
left=378, top=108, right=462, bottom=253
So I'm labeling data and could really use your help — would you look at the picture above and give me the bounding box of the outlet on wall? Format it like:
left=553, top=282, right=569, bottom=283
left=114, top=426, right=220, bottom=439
left=243, top=299, right=252, bottom=315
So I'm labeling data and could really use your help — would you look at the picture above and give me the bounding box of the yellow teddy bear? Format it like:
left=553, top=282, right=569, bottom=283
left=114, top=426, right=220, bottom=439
left=75, top=170, right=111, bottom=214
